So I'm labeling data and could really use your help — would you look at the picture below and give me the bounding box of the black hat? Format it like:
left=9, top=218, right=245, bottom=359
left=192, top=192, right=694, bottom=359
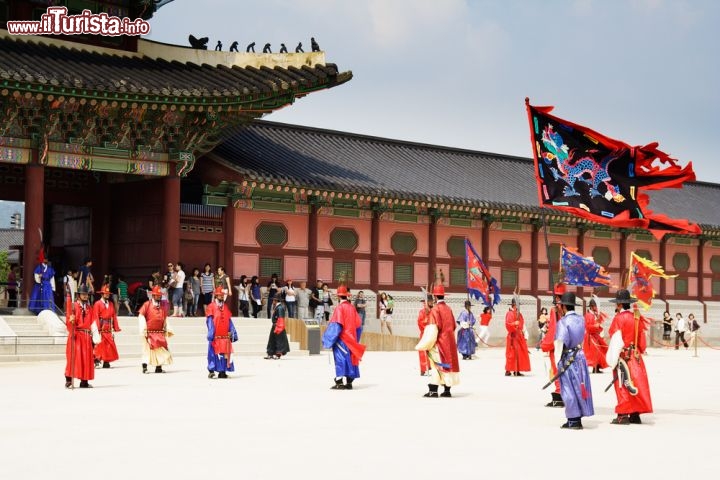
left=77, top=285, right=89, bottom=295
left=558, top=292, right=581, bottom=306
left=609, top=289, right=637, bottom=304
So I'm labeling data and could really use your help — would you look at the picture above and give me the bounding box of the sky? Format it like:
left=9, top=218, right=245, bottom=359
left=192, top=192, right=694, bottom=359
left=143, top=0, right=720, bottom=185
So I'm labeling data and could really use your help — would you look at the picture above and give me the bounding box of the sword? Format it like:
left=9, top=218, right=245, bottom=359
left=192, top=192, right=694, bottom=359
left=541, top=349, right=577, bottom=390
left=604, top=368, right=618, bottom=392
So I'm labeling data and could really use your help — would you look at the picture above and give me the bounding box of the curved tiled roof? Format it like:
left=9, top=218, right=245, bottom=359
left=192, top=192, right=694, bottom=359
left=212, top=121, right=720, bottom=231
left=0, top=35, right=350, bottom=103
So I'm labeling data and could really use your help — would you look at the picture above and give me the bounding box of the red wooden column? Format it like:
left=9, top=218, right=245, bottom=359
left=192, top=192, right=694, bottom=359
left=224, top=204, right=236, bottom=312
left=530, top=223, right=539, bottom=295
left=428, top=213, right=437, bottom=287
left=659, top=237, right=668, bottom=298
left=619, top=230, right=628, bottom=275
left=370, top=206, right=379, bottom=292
left=481, top=217, right=491, bottom=275
left=23, top=160, right=44, bottom=305
left=307, top=201, right=319, bottom=283
left=162, top=176, right=180, bottom=264
left=698, top=238, right=705, bottom=301
left=91, top=177, right=111, bottom=281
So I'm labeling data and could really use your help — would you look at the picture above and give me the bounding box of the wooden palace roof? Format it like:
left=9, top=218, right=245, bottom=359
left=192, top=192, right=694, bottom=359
left=209, top=121, right=720, bottom=235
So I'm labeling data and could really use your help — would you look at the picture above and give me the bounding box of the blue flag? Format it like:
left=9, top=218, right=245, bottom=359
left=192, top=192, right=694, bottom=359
left=560, top=245, right=612, bottom=288
left=465, top=239, right=500, bottom=308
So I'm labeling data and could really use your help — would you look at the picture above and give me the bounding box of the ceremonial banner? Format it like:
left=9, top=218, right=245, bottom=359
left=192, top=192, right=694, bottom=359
left=560, top=245, right=612, bottom=288
left=526, top=101, right=700, bottom=239
left=465, top=239, right=500, bottom=308
left=629, top=251, right=676, bottom=310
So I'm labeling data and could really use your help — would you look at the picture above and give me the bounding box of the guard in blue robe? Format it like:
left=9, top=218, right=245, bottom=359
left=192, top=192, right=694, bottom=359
left=29, top=260, right=56, bottom=314
left=456, top=300, right=478, bottom=359
left=321, top=286, right=365, bottom=389
left=554, top=292, right=594, bottom=429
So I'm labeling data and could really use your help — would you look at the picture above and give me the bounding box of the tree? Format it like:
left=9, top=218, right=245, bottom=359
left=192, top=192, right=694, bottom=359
left=0, top=251, right=9, bottom=284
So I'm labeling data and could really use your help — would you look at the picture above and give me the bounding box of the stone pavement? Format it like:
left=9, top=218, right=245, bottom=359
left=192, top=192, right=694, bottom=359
left=1, top=346, right=718, bottom=479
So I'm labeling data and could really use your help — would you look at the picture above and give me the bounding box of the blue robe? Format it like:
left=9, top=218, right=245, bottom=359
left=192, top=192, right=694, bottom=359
left=556, top=311, right=595, bottom=419
left=456, top=310, right=477, bottom=356
left=322, top=322, right=362, bottom=379
left=206, top=315, right=238, bottom=372
left=29, top=263, right=55, bottom=315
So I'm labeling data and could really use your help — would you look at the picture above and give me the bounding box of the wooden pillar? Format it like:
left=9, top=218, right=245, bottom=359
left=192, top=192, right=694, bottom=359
left=91, top=177, right=111, bottom=282
left=23, top=160, right=44, bottom=304
left=161, top=176, right=180, bottom=265
left=659, top=237, right=668, bottom=298
left=698, top=238, right=705, bottom=301
left=370, top=206, right=379, bottom=292
left=619, top=230, right=628, bottom=286
left=428, top=213, right=437, bottom=286
left=481, top=218, right=491, bottom=268
left=530, top=223, right=539, bottom=295
left=224, top=204, right=236, bottom=312
left=308, top=201, right=319, bottom=283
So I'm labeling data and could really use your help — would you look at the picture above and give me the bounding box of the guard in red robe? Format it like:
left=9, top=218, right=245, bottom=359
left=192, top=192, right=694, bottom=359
left=415, top=284, right=460, bottom=397
left=504, top=298, right=530, bottom=376
left=138, top=285, right=174, bottom=374
left=416, top=295, right=433, bottom=376
left=206, top=286, right=237, bottom=378
left=583, top=298, right=609, bottom=373
left=606, top=289, right=653, bottom=425
left=93, top=285, right=121, bottom=368
left=540, top=284, right=565, bottom=407
left=65, top=285, right=99, bottom=388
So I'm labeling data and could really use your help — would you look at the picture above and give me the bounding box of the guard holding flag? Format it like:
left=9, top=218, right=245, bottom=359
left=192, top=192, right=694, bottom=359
left=540, top=283, right=566, bottom=407
left=606, top=289, right=653, bottom=425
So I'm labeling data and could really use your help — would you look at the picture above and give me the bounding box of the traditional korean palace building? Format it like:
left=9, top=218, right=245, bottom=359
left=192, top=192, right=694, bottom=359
left=2, top=1, right=720, bottom=315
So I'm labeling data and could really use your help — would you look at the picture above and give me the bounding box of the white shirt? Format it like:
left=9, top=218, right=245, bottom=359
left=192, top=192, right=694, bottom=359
left=675, top=317, right=687, bottom=332
left=174, top=269, right=186, bottom=289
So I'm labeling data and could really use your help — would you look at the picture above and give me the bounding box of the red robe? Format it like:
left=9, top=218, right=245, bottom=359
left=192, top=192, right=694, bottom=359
left=429, top=301, right=460, bottom=374
left=505, top=307, right=531, bottom=372
left=417, top=306, right=430, bottom=374
left=65, top=300, right=96, bottom=380
left=93, top=299, right=121, bottom=362
left=332, top=299, right=366, bottom=366
left=207, top=301, right=233, bottom=357
left=583, top=309, right=608, bottom=369
left=139, top=300, right=169, bottom=350
left=609, top=310, right=653, bottom=415
left=540, top=306, right=561, bottom=392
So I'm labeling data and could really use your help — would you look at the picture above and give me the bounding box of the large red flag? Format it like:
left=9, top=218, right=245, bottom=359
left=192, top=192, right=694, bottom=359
left=526, top=100, right=700, bottom=238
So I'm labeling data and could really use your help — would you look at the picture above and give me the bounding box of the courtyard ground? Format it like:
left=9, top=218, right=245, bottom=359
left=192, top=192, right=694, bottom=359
left=1, top=345, right=717, bottom=479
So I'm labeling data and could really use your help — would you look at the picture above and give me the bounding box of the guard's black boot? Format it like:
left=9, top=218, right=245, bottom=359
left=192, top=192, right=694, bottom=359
left=545, top=392, right=564, bottom=408
left=423, top=384, right=439, bottom=398
left=440, top=386, right=452, bottom=397
left=208, top=371, right=216, bottom=379
left=79, top=380, right=92, bottom=388
left=331, top=378, right=345, bottom=390
left=218, top=372, right=228, bottom=379
left=65, top=376, right=72, bottom=389
left=561, top=417, right=583, bottom=430
left=155, top=366, right=164, bottom=373
left=629, top=412, right=642, bottom=424
left=102, top=362, right=111, bottom=369
left=344, top=378, right=354, bottom=390
left=142, top=363, right=148, bottom=374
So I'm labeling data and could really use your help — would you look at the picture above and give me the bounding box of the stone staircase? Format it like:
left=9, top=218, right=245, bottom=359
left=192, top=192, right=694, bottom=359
left=0, top=315, right=308, bottom=362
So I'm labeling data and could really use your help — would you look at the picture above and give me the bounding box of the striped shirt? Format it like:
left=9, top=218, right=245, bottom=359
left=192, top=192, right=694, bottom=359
left=201, top=272, right=215, bottom=293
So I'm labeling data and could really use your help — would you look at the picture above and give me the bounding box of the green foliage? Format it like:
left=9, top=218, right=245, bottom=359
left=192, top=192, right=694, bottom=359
left=0, top=251, right=9, bottom=283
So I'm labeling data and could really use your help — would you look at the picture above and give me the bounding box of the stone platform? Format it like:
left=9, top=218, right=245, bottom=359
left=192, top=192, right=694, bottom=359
left=0, top=346, right=718, bottom=478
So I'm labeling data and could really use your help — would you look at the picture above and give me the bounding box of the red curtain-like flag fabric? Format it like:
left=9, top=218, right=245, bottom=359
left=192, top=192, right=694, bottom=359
left=525, top=100, right=700, bottom=238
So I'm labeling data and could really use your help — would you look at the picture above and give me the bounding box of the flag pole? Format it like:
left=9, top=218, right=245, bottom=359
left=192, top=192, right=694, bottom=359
left=541, top=211, right=554, bottom=293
